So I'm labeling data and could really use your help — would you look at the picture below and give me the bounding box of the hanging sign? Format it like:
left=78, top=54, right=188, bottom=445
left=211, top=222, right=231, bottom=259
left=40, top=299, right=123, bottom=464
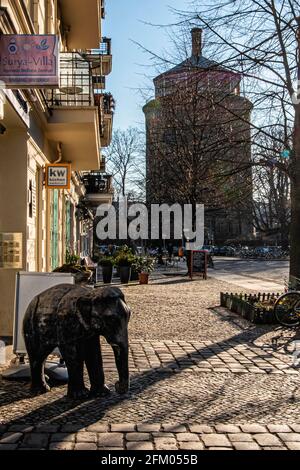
left=0, top=35, right=59, bottom=88
left=45, top=163, right=71, bottom=190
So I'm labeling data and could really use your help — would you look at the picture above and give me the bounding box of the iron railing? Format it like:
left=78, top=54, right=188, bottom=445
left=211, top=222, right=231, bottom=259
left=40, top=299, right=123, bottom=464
left=82, top=172, right=113, bottom=194
left=47, top=52, right=93, bottom=107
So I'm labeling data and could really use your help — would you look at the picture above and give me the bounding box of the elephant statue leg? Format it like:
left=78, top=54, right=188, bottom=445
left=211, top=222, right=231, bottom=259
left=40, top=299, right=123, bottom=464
left=26, top=344, right=54, bottom=394
left=59, top=343, right=89, bottom=399
left=84, top=337, right=110, bottom=397
left=112, top=343, right=130, bottom=395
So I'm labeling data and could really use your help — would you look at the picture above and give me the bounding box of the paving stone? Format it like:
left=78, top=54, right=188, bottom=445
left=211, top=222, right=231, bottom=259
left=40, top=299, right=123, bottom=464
left=154, top=437, right=178, bottom=450
left=98, top=433, right=124, bottom=448
left=49, top=442, right=75, bottom=450
left=267, top=425, right=292, bottom=433
left=176, top=433, right=200, bottom=442
left=20, top=433, right=49, bottom=449
left=8, top=425, right=34, bottom=433
left=215, top=424, right=240, bottom=433
left=111, top=424, right=136, bottom=432
left=285, top=442, right=300, bottom=450
left=178, top=442, right=204, bottom=450
left=87, top=424, right=109, bottom=433
left=137, top=424, right=161, bottom=432
left=127, top=442, right=154, bottom=450
left=240, top=424, right=268, bottom=433
left=51, top=433, right=76, bottom=442
left=253, top=433, right=282, bottom=447
left=290, top=425, right=300, bottom=433
left=228, top=433, right=254, bottom=442
left=162, top=424, right=187, bottom=433
left=76, top=432, right=97, bottom=443
left=189, top=425, right=214, bottom=433
left=61, top=424, right=85, bottom=433
left=233, top=442, right=261, bottom=450
left=263, top=447, right=287, bottom=450
left=208, top=447, right=233, bottom=450
left=75, top=443, right=98, bottom=451
left=201, top=434, right=232, bottom=448
left=34, top=424, right=60, bottom=433
left=0, top=433, right=23, bottom=444
left=126, top=433, right=151, bottom=442
left=152, top=432, right=175, bottom=438
left=278, top=433, right=300, bottom=442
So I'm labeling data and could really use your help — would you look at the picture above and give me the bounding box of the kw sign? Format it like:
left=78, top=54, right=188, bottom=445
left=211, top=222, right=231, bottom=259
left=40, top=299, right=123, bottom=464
left=0, top=35, right=59, bottom=88
left=45, top=164, right=71, bottom=190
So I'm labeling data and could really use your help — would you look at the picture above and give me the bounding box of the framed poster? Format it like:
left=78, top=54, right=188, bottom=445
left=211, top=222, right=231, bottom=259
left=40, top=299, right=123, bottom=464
left=189, top=250, right=208, bottom=280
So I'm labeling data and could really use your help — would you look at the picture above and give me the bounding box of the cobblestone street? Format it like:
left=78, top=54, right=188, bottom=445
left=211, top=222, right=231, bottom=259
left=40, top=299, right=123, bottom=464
left=1, top=277, right=300, bottom=450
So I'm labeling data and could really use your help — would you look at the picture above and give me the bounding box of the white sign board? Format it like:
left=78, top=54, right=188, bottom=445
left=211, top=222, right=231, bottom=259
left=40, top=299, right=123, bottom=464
left=13, top=272, right=75, bottom=355
left=0, top=91, right=4, bottom=120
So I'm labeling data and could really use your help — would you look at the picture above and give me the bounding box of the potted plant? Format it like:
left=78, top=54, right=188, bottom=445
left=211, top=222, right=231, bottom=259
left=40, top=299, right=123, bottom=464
left=130, top=256, right=140, bottom=281
left=99, top=256, right=115, bottom=284
left=114, top=246, right=135, bottom=284
left=135, top=257, right=155, bottom=285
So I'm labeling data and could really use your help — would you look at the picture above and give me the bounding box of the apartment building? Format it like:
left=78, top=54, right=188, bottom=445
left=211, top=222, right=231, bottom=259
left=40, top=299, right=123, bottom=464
left=0, top=0, right=114, bottom=337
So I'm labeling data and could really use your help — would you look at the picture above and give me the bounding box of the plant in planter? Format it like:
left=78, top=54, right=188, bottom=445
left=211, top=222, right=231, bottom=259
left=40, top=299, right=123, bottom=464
left=135, top=257, right=155, bottom=285
left=114, top=246, right=135, bottom=284
left=130, top=256, right=140, bottom=281
left=99, top=256, right=115, bottom=284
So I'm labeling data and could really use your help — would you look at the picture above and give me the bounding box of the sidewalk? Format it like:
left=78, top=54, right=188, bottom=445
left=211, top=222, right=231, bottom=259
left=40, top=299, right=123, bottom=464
left=1, top=276, right=299, bottom=451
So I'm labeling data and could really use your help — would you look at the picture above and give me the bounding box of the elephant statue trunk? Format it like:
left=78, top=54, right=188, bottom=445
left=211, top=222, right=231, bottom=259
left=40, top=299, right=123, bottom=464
left=23, top=284, right=131, bottom=400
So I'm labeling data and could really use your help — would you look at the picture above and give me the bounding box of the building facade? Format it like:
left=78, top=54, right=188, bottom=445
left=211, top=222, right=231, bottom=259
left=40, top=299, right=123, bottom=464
left=143, top=29, right=253, bottom=245
left=0, top=0, right=114, bottom=337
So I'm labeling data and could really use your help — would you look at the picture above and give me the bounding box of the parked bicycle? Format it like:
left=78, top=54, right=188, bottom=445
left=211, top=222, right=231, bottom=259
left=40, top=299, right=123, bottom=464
left=274, top=291, right=300, bottom=327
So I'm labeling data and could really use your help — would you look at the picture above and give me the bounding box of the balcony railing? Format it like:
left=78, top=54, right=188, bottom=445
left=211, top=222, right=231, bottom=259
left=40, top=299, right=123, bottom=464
left=82, top=172, right=113, bottom=194
left=89, top=38, right=112, bottom=57
left=46, top=52, right=93, bottom=107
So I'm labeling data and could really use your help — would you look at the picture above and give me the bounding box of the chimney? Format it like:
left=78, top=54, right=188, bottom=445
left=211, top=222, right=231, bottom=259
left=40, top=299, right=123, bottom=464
left=191, top=28, right=203, bottom=58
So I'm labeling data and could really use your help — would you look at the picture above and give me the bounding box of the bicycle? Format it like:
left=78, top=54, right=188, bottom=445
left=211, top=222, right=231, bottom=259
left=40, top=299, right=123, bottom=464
left=274, top=291, right=300, bottom=327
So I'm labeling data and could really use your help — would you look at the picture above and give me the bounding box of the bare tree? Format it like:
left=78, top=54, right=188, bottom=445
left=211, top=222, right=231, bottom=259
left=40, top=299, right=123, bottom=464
left=140, top=0, right=299, bottom=282
left=175, top=0, right=300, bottom=284
left=104, top=127, right=146, bottom=199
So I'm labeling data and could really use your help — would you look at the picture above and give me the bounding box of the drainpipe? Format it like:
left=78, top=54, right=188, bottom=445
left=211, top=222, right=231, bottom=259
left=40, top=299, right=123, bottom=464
left=54, top=142, right=63, bottom=164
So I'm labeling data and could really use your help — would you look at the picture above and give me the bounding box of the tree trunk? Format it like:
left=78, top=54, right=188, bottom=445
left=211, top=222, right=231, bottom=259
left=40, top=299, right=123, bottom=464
left=290, top=100, right=300, bottom=289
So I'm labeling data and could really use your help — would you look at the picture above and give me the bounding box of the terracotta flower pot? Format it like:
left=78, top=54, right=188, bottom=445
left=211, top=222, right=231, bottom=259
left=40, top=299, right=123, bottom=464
left=139, top=273, right=149, bottom=285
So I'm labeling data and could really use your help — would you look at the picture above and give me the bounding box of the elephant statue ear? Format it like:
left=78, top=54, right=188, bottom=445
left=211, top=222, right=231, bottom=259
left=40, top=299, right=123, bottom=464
left=75, top=297, right=92, bottom=330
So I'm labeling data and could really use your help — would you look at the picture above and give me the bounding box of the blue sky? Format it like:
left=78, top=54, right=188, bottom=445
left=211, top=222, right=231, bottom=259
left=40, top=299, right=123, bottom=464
left=104, top=0, right=186, bottom=131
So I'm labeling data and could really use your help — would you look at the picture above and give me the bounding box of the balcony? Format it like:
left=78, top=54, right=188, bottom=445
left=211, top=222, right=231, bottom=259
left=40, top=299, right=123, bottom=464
left=83, top=38, right=113, bottom=76
left=45, top=52, right=101, bottom=171
left=82, top=173, right=114, bottom=206
left=95, top=92, right=115, bottom=148
left=60, top=0, right=101, bottom=50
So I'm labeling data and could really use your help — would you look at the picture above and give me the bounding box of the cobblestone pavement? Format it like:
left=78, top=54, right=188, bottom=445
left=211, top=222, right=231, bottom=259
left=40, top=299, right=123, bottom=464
left=1, top=277, right=300, bottom=450
left=1, top=423, right=300, bottom=450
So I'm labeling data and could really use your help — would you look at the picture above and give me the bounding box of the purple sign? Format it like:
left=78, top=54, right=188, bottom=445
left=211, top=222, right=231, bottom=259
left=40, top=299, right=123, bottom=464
left=0, top=35, right=59, bottom=88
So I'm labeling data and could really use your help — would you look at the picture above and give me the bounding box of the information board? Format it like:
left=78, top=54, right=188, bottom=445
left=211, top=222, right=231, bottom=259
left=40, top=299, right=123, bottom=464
left=189, top=250, right=208, bottom=280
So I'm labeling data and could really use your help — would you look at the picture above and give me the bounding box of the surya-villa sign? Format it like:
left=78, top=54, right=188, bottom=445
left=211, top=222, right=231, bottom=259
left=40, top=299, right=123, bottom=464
left=0, top=35, right=59, bottom=88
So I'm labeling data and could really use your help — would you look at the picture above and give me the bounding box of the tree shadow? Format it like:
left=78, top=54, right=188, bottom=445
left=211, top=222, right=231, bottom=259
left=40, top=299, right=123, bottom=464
left=1, top=322, right=299, bottom=434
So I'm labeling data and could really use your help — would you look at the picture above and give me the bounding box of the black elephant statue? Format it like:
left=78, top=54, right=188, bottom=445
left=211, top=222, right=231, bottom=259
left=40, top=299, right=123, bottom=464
left=23, top=284, right=131, bottom=399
